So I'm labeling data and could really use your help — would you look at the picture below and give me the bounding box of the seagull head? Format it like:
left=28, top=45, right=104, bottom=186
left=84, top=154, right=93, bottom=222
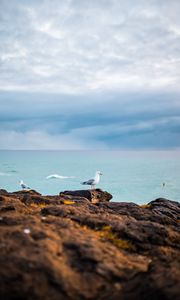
left=96, top=171, right=103, bottom=176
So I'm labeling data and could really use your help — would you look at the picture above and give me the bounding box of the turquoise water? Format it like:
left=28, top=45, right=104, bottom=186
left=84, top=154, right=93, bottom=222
left=0, top=150, right=179, bottom=204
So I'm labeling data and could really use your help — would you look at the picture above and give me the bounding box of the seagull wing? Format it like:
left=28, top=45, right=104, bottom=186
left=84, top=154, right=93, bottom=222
left=21, top=183, right=30, bottom=189
left=81, top=178, right=95, bottom=185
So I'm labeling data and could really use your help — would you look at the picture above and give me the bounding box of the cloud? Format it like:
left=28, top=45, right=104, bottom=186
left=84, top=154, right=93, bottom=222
left=0, top=89, right=180, bottom=149
left=0, top=129, right=106, bottom=150
left=1, top=112, right=179, bottom=150
left=0, top=0, right=180, bottom=93
left=0, top=0, right=180, bottom=149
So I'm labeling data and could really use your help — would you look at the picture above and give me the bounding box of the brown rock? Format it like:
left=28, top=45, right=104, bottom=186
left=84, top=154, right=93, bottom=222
left=60, top=188, right=113, bottom=203
left=0, top=191, right=179, bottom=300
left=0, top=189, right=9, bottom=196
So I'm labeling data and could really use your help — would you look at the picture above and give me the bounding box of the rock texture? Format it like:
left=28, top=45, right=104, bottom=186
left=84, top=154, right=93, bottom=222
left=60, top=188, right=113, bottom=203
left=0, top=189, right=179, bottom=300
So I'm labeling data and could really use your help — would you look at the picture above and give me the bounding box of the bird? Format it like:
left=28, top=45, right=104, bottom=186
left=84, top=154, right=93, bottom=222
left=81, top=171, right=102, bottom=189
left=19, top=180, right=30, bottom=190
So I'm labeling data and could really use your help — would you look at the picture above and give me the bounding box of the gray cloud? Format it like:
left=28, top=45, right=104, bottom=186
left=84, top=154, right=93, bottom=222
left=0, top=0, right=180, bottom=149
left=1, top=0, right=180, bottom=93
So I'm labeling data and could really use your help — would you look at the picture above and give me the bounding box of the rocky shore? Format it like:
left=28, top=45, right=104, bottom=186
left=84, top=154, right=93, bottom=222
left=0, top=188, right=179, bottom=300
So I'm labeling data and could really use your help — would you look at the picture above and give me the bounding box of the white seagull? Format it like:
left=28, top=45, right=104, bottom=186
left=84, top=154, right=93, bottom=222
left=19, top=180, right=30, bottom=190
left=81, top=171, right=102, bottom=189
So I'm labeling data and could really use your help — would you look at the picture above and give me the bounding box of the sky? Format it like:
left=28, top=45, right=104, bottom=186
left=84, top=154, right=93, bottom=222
left=0, top=0, right=180, bottom=150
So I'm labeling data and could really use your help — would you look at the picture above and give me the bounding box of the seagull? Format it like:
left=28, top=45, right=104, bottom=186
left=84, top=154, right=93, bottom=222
left=19, top=180, right=30, bottom=190
left=81, top=171, right=102, bottom=189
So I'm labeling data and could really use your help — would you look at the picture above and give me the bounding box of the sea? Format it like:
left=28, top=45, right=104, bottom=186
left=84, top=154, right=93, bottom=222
left=0, top=150, right=179, bottom=204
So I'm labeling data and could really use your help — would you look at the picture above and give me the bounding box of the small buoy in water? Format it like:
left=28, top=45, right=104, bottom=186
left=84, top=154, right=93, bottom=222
left=162, top=182, right=165, bottom=187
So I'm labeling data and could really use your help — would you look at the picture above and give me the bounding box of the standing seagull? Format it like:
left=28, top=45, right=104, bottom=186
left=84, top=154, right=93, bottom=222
left=81, top=171, right=102, bottom=189
left=19, top=180, right=30, bottom=190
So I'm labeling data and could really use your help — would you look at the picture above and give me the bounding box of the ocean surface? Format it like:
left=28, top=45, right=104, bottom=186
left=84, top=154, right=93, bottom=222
left=0, top=150, right=180, bottom=204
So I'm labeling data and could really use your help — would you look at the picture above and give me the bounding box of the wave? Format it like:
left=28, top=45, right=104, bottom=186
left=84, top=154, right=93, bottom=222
left=0, top=172, right=12, bottom=176
left=46, top=174, right=75, bottom=179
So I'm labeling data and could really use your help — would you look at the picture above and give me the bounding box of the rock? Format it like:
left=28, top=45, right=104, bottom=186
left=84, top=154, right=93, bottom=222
left=0, top=191, right=179, bottom=300
left=12, top=189, right=42, bottom=196
left=21, top=194, right=52, bottom=206
left=60, top=189, right=113, bottom=203
left=0, top=189, right=9, bottom=196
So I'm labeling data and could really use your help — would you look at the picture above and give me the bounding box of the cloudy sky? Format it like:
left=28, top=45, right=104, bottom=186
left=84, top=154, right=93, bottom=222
left=0, top=0, right=180, bottom=150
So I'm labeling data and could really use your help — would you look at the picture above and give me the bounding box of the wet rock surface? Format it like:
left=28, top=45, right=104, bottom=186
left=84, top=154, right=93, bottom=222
left=0, top=189, right=179, bottom=300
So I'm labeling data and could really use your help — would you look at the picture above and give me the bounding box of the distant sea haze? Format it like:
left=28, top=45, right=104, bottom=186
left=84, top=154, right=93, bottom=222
left=0, top=150, right=180, bottom=204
